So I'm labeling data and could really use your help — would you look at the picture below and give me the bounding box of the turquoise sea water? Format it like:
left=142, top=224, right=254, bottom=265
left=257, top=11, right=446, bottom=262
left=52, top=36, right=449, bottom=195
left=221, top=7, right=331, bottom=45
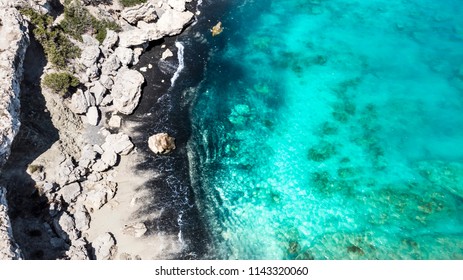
left=187, top=0, right=463, bottom=259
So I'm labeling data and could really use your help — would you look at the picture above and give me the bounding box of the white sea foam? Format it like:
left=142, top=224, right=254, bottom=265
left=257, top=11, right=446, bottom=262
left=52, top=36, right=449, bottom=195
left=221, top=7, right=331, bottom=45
left=170, top=42, right=185, bottom=87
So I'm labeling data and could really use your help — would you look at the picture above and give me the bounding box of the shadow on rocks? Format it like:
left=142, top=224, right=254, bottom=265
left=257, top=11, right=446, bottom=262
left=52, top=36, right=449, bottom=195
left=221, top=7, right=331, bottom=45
left=0, top=35, right=65, bottom=259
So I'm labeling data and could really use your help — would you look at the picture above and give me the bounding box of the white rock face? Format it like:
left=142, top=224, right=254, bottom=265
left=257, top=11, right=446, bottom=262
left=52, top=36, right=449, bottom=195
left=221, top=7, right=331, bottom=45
left=80, top=45, right=101, bottom=68
left=0, top=8, right=29, bottom=167
left=101, top=54, right=121, bottom=76
left=108, top=115, right=122, bottom=128
left=92, top=232, right=117, bottom=260
left=74, top=206, right=90, bottom=232
left=101, top=150, right=118, bottom=167
left=111, top=68, right=144, bottom=115
left=54, top=211, right=79, bottom=241
left=0, top=187, right=22, bottom=259
left=148, top=133, right=176, bottom=154
left=89, top=81, right=106, bottom=105
left=156, top=9, right=194, bottom=36
left=0, top=6, right=28, bottom=260
left=70, top=89, right=89, bottom=114
left=121, top=1, right=157, bottom=24
left=102, top=133, right=134, bottom=155
left=86, top=106, right=100, bottom=126
left=118, top=7, right=193, bottom=47
left=57, top=182, right=82, bottom=205
left=101, top=30, right=118, bottom=56
left=168, top=0, right=186, bottom=12
left=114, top=47, right=134, bottom=66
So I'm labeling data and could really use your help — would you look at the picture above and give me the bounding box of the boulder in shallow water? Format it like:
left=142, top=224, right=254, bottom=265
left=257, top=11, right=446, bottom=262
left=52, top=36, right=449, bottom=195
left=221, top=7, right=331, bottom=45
left=148, top=133, right=176, bottom=154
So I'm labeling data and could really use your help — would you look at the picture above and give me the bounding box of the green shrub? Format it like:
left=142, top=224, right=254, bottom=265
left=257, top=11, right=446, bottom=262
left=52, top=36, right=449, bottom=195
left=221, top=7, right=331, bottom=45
left=20, top=8, right=81, bottom=69
left=42, top=72, right=80, bottom=96
left=119, top=0, right=148, bottom=7
left=60, top=0, right=120, bottom=43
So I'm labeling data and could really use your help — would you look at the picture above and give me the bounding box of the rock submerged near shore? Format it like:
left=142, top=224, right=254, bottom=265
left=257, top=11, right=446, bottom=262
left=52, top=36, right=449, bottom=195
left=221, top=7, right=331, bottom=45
left=0, top=0, right=196, bottom=260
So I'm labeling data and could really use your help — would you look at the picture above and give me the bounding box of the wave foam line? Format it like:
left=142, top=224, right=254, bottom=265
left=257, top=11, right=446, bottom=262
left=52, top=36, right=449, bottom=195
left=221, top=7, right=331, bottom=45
left=171, top=42, right=185, bottom=87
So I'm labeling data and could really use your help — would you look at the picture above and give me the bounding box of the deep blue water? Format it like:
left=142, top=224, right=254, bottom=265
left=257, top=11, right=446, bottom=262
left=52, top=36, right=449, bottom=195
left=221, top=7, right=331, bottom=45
left=185, top=0, right=463, bottom=259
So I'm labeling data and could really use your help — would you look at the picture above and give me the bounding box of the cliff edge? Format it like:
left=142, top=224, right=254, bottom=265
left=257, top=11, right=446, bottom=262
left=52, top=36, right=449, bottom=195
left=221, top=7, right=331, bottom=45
left=0, top=3, right=30, bottom=260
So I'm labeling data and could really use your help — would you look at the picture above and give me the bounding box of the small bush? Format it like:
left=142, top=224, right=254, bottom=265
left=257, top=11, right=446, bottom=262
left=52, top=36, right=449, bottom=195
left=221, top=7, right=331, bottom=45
left=20, top=8, right=81, bottom=69
left=42, top=72, right=80, bottom=96
left=60, top=1, right=120, bottom=43
left=119, top=0, right=148, bottom=7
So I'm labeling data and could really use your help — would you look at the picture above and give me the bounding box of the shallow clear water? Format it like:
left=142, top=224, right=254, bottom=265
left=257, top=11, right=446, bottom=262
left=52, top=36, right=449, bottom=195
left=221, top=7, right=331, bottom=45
left=188, top=0, right=463, bottom=259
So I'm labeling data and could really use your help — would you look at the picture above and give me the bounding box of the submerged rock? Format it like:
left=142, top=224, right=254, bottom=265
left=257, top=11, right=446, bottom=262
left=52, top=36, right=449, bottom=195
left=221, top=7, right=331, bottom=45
left=148, top=133, right=176, bottom=154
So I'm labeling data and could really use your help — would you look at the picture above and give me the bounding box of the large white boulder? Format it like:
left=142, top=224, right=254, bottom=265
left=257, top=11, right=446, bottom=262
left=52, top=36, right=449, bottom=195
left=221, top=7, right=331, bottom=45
left=111, top=68, right=144, bottom=115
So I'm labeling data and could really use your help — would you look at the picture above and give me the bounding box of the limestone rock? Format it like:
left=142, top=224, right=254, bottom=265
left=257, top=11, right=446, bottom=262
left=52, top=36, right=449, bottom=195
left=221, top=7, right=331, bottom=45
left=101, top=150, right=118, bottom=167
left=108, top=115, right=122, bottom=128
left=70, top=89, right=88, bottom=114
left=80, top=45, right=101, bottom=68
left=89, top=81, right=106, bottom=105
left=101, top=53, right=121, bottom=76
left=121, top=2, right=157, bottom=24
left=0, top=187, right=22, bottom=260
left=168, top=0, right=186, bottom=12
left=78, top=144, right=97, bottom=168
left=92, top=159, right=109, bottom=172
left=111, top=68, right=144, bottom=115
left=0, top=8, right=29, bottom=168
left=132, top=47, right=144, bottom=65
left=66, top=238, right=90, bottom=260
left=101, top=30, right=118, bottom=55
left=122, top=222, right=147, bottom=238
left=114, top=46, right=133, bottom=66
left=86, top=106, right=100, bottom=126
left=54, top=211, right=79, bottom=241
left=148, top=133, right=176, bottom=154
left=87, top=172, right=103, bottom=182
left=74, top=205, right=90, bottom=232
left=161, top=48, right=173, bottom=60
left=92, top=232, right=117, bottom=260
left=58, top=182, right=81, bottom=205
left=156, top=9, right=194, bottom=36
left=99, top=74, right=114, bottom=90
left=84, top=90, right=96, bottom=106
left=102, top=133, right=134, bottom=155
left=84, top=181, right=117, bottom=211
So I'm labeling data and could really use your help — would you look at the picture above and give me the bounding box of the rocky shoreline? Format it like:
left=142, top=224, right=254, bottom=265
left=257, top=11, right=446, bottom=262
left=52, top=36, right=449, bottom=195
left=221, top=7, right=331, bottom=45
left=0, top=0, right=202, bottom=259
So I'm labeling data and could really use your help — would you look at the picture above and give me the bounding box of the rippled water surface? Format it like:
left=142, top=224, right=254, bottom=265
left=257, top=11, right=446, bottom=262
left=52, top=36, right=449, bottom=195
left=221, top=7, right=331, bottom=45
left=187, top=0, right=463, bottom=259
